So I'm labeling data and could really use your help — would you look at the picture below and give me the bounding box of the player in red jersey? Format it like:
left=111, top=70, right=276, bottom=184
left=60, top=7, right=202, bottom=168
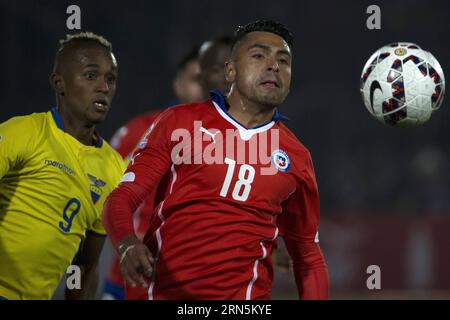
left=199, top=35, right=292, bottom=273
left=103, top=20, right=329, bottom=299
left=102, top=47, right=203, bottom=300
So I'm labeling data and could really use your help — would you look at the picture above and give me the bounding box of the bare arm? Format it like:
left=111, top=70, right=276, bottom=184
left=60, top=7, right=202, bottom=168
left=65, top=232, right=106, bottom=300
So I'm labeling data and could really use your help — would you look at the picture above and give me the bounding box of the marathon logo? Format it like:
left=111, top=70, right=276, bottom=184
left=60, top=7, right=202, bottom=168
left=44, top=159, right=75, bottom=176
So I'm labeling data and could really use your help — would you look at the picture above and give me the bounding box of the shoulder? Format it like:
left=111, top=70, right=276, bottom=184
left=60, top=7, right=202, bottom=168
left=276, top=122, right=315, bottom=176
left=166, top=100, right=213, bottom=117
left=1, top=112, right=46, bottom=131
left=277, top=122, right=310, bottom=156
left=153, top=100, right=212, bottom=127
left=0, top=112, right=49, bottom=160
left=99, top=140, right=127, bottom=171
left=0, top=112, right=47, bottom=144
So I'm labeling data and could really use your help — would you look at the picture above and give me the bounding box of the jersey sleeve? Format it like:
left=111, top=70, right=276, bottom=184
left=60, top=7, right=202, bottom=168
left=103, top=108, right=177, bottom=247
left=122, top=109, right=175, bottom=192
left=278, top=152, right=320, bottom=243
left=0, top=116, right=37, bottom=179
left=90, top=152, right=128, bottom=236
left=277, top=151, right=329, bottom=299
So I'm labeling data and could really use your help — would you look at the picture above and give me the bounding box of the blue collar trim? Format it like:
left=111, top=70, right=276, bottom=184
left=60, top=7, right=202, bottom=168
left=51, top=107, right=65, bottom=130
left=94, top=134, right=103, bottom=148
left=50, top=107, right=103, bottom=148
left=209, top=90, right=289, bottom=129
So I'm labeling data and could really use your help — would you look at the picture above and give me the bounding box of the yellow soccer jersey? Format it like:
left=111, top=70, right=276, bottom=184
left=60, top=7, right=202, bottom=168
left=0, top=108, right=126, bottom=300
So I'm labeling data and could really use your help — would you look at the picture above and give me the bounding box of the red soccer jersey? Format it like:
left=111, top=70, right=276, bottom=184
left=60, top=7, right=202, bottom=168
left=104, top=91, right=328, bottom=300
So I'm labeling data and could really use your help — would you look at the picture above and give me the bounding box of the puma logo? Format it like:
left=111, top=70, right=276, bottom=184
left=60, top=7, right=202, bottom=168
left=200, top=127, right=220, bottom=144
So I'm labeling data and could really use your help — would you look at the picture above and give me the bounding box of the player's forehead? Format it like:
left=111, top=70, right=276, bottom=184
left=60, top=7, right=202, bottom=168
left=65, top=44, right=117, bottom=70
left=240, top=31, right=291, bottom=55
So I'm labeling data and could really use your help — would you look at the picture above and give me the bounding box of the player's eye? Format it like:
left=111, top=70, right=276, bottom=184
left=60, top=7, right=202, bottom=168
left=106, top=74, right=117, bottom=84
left=85, top=71, right=97, bottom=80
left=252, top=53, right=264, bottom=59
left=279, top=58, right=290, bottom=65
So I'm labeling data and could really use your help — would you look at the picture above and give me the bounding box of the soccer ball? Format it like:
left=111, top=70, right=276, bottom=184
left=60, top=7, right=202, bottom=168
left=360, top=42, right=445, bottom=128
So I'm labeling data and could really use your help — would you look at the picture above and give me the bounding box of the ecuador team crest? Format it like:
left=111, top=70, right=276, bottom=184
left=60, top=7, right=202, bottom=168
left=87, top=174, right=107, bottom=204
left=271, top=149, right=290, bottom=172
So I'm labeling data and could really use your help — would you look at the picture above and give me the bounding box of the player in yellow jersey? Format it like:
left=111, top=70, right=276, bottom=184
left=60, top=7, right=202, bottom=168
left=0, top=32, right=125, bottom=300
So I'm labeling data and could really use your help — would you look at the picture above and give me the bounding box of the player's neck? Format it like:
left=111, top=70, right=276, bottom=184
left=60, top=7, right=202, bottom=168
left=58, top=107, right=96, bottom=146
left=226, top=89, right=276, bottom=129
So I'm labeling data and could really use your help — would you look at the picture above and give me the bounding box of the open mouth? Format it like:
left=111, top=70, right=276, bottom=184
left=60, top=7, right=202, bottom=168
left=93, top=99, right=108, bottom=110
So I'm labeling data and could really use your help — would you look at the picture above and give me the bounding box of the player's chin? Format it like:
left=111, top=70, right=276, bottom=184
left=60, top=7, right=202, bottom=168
left=87, top=109, right=109, bottom=124
left=257, top=92, right=286, bottom=107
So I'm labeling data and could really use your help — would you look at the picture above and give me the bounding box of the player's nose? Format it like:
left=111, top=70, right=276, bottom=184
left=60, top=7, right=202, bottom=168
left=266, top=56, right=280, bottom=73
left=96, top=77, right=110, bottom=94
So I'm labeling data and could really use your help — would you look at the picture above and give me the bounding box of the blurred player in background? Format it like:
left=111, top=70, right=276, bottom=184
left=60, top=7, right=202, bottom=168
left=108, top=47, right=203, bottom=159
left=0, top=32, right=125, bottom=300
left=102, top=46, right=203, bottom=300
left=103, top=20, right=329, bottom=300
left=198, top=36, right=233, bottom=98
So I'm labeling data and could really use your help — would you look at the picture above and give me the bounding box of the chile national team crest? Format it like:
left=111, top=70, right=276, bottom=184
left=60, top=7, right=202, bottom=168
left=271, top=149, right=290, bottom=172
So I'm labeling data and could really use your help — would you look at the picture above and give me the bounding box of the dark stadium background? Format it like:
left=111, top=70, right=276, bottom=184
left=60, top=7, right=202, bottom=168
left=1, top=0, right=449, bottom=299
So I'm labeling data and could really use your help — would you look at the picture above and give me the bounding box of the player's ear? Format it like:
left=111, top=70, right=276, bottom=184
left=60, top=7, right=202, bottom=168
left=50, top=73, right=65, bottom=96
left=224, top=61, right=235, bottom=83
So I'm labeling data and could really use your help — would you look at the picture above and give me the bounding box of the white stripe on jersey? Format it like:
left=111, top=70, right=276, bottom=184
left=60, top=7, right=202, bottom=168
left=148, top=201, right=165, bottom=300
left=245, top=227, right=279, bottom=300
left=148, top=164, right=178, bottom=300
left=169, top=164, right=178, bottom=194
left=212, top=101, right=275, bottom=141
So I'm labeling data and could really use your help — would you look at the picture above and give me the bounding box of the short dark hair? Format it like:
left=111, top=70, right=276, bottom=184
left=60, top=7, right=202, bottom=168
left=58, top=31, right=112, bottom=53
left=53, top=32, right=113, bottom=72
left=231, top=20, right=294, bottom=53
